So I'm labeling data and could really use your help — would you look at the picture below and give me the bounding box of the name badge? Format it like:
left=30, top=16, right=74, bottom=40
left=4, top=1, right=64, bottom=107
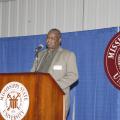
left=53, top=65, right=62, bottom=70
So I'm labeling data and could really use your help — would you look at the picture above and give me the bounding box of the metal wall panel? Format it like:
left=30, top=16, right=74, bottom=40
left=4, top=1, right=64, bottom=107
left=0, top=0, right=120, bottom=37
left=9, top=0, right=17, bottom=36
left=0, top=2, right=2, bottom=35
left=1, top=1, right=9, bottom=37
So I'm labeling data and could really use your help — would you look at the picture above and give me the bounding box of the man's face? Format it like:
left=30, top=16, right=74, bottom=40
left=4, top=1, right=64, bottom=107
left=46, top=32, right=60, bottom=50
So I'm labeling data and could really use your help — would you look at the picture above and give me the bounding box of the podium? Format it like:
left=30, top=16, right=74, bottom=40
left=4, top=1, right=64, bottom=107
left=0, top=72, right=65, bottom=120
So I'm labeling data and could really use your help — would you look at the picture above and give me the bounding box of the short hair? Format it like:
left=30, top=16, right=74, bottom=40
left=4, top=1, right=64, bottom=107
left=47, top=28, right=61, bottom=39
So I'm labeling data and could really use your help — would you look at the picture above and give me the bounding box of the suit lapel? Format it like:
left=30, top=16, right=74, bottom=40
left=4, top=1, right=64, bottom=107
left=48, top=47, right=63, bottom=72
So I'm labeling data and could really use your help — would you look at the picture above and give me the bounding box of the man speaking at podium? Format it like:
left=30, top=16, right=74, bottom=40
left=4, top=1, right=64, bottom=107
left=31, top=28, right=78, bottom=117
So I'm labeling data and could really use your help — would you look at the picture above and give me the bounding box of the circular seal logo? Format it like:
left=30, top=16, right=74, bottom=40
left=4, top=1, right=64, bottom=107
left=0, top=81, right=29, bottom=120
left=104, top=31, right=120, bottom=90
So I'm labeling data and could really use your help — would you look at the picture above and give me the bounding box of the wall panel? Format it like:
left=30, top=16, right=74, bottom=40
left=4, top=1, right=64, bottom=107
left=0, top=0, right=120, bottom=37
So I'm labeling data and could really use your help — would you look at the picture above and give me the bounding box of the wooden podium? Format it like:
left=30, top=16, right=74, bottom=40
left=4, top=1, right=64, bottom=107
left=0, top=72, right=65, bottom=120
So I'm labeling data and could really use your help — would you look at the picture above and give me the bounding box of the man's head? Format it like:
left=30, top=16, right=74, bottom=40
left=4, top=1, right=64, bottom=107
left=46, top=28, right=61, bottom=50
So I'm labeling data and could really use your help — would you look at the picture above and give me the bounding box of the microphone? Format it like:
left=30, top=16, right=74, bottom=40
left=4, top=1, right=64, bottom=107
left=35, top=44, right=44, bottom=53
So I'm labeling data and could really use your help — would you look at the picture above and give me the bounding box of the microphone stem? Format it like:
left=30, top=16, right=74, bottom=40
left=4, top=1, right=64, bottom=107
left=35, top=52, right=39, bottom=72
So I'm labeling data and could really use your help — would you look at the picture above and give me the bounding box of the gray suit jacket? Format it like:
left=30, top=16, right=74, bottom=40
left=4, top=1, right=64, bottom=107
left=31, top=47, right=78, bottom=115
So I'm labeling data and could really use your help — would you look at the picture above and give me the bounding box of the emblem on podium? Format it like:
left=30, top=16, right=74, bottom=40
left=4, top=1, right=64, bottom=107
left=0, top=81, right=29, bottom=120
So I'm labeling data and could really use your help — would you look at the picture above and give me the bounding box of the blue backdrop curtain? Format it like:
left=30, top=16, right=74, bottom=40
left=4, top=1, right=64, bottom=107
left=0, top=27, right=119, bottom=120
